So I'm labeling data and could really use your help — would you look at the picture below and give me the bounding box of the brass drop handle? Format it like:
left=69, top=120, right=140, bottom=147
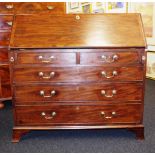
left=101, top=71, right=117, bottom=79
left=101, top=90, right=117, bottom=98
left=40, top=90, right=56, bottom=98
left=38, top=55, right=55, bottom=63
left=47, top=5, right=55, bottom=10
left=100, top=111, right=116, bottom=119
left=5, top=4, right=14, bottom=9
left=41, top=111, right=56, bottom=119
left=101, top=54, right=118, bottom=63
left=38, top=71, right=55, bottom=79
left=6, top=21, right=12, bottom=26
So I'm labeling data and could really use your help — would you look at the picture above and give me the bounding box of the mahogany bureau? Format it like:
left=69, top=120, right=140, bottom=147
left=0, top=2, right=66, bottom=107
left=9, top=14, right=146, bottom=142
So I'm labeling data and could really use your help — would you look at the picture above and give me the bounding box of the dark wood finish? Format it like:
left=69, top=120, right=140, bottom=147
left=0, top=2, right=66, bottom=104
left=15, top=104, right=142, bottom=125
left=0, top=31, right=10, bottom=46
left=13, top=66, right=144, bottom=83
left=0, top=48, right=8, bottom=62
left=15, top=2, right=66, bottom=14
left=10, top=14, right=146, bottom=48
left=0, top=2, right=66, bottom=15
left=10, top=14, right=146, bottom=142
left=0, top=15, right=13, bottom=30
left=14, top=83, right=143, bottom=102
left=12, top=129, right=30, bottom=143
left=128, top=126, right=144, bottom=140
left=0, top=3, right=15, bottom=15
left=80, top=51, right=143, bottom=66
left=15, top=51, right=76, bottom=65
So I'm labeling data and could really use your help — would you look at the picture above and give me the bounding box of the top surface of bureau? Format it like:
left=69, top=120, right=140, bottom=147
left=10, top=14, right=146, bottom=49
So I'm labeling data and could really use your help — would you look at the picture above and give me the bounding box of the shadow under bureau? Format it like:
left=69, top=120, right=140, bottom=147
left=9, top=14, right=146, bottom=142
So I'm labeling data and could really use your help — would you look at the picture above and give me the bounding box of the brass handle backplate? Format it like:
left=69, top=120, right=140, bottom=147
left=38, top=55, right=55, bottom=63
left=41, top=111, right=56, bottom=119
left=5, top=4, right=14, bottom=9
left=39, top=90, right=56, bottom=98
left=101, top=70, right=117, bottom=79
left=47, top=5, right=55, bottom=10
left=100, top=111, right=116, bottom=119
left=101, top=89, right=117, bottom=98
left=38, top=71, right=55, bottom=79
left=101, top=54, right=118, bottom=63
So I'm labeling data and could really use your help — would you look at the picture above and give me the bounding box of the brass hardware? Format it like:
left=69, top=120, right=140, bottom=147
left=5, top=4, right=14, bottom=9
left=100, top=111, right=105, bottom=116
left=6, top=21, right=12, bottom=26
left=41, top=111, right=56, bottom=119
left=101, top=70, right=117, bottom=79
left=101, top=89, right=117, bottom=98
left=100, top=111, right=116, bottom=119
left=101, top=54, right=118, bottom=63
left=142, top=55, right=146, bottom=61
left=38, top=55, right=55, bottom=63
left=38, top=71, right=55, bottom=79
left=76, top=15, right=80, bottom=20
left=47, top=5, right=55, bottom=10
left=39, top=90, right=56, bottom=98
left=10, top=57, right=14, bottom=62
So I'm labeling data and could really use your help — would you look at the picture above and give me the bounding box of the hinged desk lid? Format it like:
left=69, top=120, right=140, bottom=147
left=10, top=14, right=146, bottom=48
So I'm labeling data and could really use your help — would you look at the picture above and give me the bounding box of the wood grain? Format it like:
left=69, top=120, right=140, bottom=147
left=14, top=83, right=143, bottom=102
left=10, top=14, right=146, bottom=48
left=15, top=104, right=142, bottom=125
left=13, top=66, right=144, bottom=83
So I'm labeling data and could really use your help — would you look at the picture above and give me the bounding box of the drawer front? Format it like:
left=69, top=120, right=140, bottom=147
left=0, top=32, right=10, bottom=46
left=0, top=3, right=15, bottom=14
left=80, top=51, right=142, bottom=66
left=15, top=52, right=76, bottom=65
left=0, top=48, right=8, bottom=62
left=0, top=15, right=13, bottom=30
left=13, top=66, right=143, bottom=83
left=15, top=104, right=142, bottom=125
left=15, top=2, right=65, bottom=14
left=15, top=83, right=142, bottom=102
left=0, top=83, right=11, bottom=98
left=0, top=64, right=10, bottom=84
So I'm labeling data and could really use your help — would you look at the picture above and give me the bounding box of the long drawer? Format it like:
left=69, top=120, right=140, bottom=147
left=0, top=15, right=13, bottom=30
left=13, top=66, right=143, bottom=83
left=15, top=104, right=142, bottom=125
left=14, top=83, right=143, bottom=102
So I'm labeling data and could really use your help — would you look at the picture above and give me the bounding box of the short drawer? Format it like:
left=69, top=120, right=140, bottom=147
left=0, top=32, right=10, bottom=46
left=0, top=48, right=8, bottom=62
left=0, top=64, right=10, bottom=84
left=13, top=66, right=143, bottom=83
left=14, top=51, right=76, bottom=65
left=80, top=51, right=142, bottom=66
left=0, top=3, right=15, bottom=14
left=14, top=83, right=143, bottom=102
left=15, top=104, right=142, bottom=125
left=15, top=2, right=65, bottom=14
left=0, top=15, right=13, bottom=30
